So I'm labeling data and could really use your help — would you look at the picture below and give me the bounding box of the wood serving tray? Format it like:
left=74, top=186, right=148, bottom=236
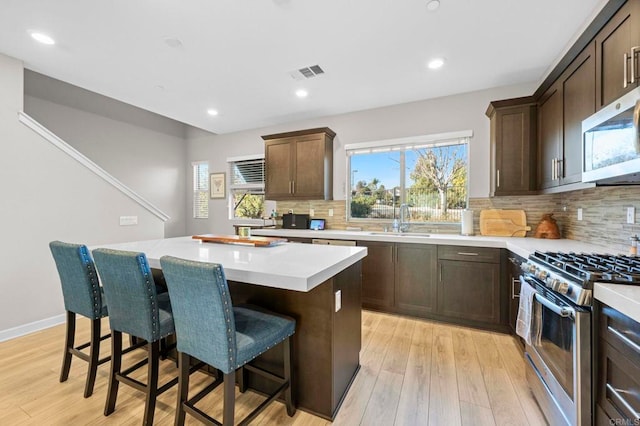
left=192, top=234, right=288, bottom=247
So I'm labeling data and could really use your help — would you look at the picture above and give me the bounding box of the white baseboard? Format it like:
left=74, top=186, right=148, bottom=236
left=0, top=314, right=66, bottom=343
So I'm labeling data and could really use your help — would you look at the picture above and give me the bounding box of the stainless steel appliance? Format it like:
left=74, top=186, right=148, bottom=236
left=582, top=86, right=640, bottom=185
left=521, top=251, right=640, bottom=425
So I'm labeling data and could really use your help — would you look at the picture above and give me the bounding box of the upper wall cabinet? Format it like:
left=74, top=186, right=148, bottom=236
left=538, top=44, right=596, bottom=190
left=595, top=0, right=640, bottom=110
left=486, top=97, right=537, bottom=196
left=262, top=127, right=335, bottom=200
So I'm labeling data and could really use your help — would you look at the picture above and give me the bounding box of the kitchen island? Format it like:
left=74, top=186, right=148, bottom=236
left=94, top=236, right=367, bottom=420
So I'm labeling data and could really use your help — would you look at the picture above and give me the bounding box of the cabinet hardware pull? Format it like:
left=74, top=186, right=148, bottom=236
left=439, top=264, right=442, bottom=282
left=625, top=52, right=629, bottom=89
left=457, top=252, right=479, bottom=256
left=511, top=277, right=520, bottom=299
left=289, top=181, right=292, bottom=194
left=607, top=325, right=640, bottom=354
left=552, top=158, right=557, bottom=180
left=557, top=158, right=562, bottom=180
left=606, top=383, right=640, bottom=419
left=292, top=180, right=295, bottom=193
left=497, top=169, right=500, bottom=188
left=534, top=293, right=574, bottom=318
left=631, top=46, right=640, bottom=84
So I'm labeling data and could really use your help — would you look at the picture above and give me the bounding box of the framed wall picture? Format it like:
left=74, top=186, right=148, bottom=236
left=210, top=172, right=226, bottom=199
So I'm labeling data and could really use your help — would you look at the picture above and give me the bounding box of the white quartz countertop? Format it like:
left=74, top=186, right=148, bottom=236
left=595, top=283, right=640, bottom=323
left=92, top=236, right=367, bottom=292
left=252, top=228, right=619, bottom=259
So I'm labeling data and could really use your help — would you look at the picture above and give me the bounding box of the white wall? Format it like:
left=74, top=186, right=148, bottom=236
left=0, top=54, right=166, bottom=338
left=186, top=82, right=537, bottom=235
left=24, top=72, right=190, bottom=238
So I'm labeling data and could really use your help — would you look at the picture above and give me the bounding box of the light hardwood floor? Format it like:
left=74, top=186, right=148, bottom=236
left=0, top=311, right=546, bottom=425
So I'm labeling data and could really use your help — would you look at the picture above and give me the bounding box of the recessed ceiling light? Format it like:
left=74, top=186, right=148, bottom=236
left=427, top=58, right=445, bottom=70
left=426, top=0, right=440, bottom=11
left=207, top=109, right=219, bottom=116
left=295, top=89, right=308, bottom=98
left=30, top=32, right=55, bottom=45
left=164, top=37, right=183, bottom=48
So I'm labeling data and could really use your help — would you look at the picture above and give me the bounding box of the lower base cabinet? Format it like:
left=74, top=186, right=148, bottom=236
left=357, top=241, right=506, bottom=331
left=359, top=241, right=395, bottom=310
left=438, top=259, right=500, bottom=324
left=596, top=301, right=640, bottom=424
left=395, top=243, right=437, bottom=316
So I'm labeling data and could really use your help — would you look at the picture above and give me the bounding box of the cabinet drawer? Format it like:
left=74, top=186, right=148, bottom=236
left=437, top=245, right=500, bottom=263
left=600, top=303, right=640, bottom=362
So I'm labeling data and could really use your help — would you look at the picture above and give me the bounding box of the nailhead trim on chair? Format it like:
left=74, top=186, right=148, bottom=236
left=79, top=245, right=102, bottom=319
left=137, top=253, right=160, bottom=342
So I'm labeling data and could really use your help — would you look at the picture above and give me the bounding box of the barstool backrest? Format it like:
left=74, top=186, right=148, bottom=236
left=93, top=248, right=163, bottom=342
left=160, top=256, right=237, bottom=373
left=49, top=241, right=104, bottom=319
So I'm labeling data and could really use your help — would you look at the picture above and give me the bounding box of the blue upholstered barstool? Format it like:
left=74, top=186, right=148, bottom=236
left=49, top=241, right=110, bottom=398
left=93, top=248, right=177, bottom=426
left=160, top=255, right=296, bottom=426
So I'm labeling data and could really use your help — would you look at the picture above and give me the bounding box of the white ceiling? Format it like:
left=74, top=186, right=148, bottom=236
left=0, top=0, right=605, bottom=134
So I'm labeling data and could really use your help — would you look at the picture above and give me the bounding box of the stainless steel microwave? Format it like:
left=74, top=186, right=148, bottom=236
left=582, top=86, right=640, bottom=184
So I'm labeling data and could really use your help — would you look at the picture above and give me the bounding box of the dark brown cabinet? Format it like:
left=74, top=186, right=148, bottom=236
left=507, top=254, right=524, bottom=335
left=262, top=127, right=335, bottom=201
left=538, top=44, right=595, bottom=189
left=437, top=246, right=502, bottom=325
left=595, top=301, right=640, bottom=424
left=595, top=0, right=640, bottom=110
left=395, top=243, right=437, bottom=316
left=486, top=98, right=537, bottom=196
left=358, top=241, right=395, bottom=310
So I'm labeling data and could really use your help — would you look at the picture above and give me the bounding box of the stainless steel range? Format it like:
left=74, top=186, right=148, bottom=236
left=521, top=251, right=640, bottom=426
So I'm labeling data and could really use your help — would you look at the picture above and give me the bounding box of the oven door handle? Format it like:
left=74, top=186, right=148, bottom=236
left=534, top=293, right=575, bottom=319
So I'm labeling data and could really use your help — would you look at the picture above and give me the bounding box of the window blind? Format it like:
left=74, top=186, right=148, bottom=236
left=229, top=158, right=265, bottom=193
left=193, top=161, right=209, bottom=219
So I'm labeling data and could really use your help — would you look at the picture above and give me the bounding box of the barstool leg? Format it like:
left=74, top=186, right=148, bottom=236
left=283, top=337, right=295, bottom=417
left=104, top=330, right=122, bottom=416
left=143, top=341, right=160, bottom=426
left=60, top=311, right=75, bottom=383
left=222, top=372, right=235, bottom=426
left=174, top=352, right=190, bottom=426
left=84, top=318, right=101, bottom=398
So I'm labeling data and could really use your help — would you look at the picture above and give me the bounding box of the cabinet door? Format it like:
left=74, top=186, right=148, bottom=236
left=395, top=243, right=437, bottom=316
left=595, top=0, right=640, bottom=110
left=494, top=104, right=537, bottom=195
left=265, top=139, right=293, bottom=199
left=293, top=135, right=327, bottom=199
left=598, top=341, right=640, bottom=422
left=507, top=257, right=523, bottom=334
left=438, top=260, right=501, bottom=324
left=561, top=44, right=595, bottom=185
left=359, top=241, right=395, bottom=310
left=538, top=83, right=562, bottom=189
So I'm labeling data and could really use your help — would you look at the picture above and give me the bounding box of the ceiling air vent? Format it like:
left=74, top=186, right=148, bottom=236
left=289, top=64, right=325, bottom=80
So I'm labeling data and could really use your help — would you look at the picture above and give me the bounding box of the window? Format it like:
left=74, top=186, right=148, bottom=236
left=346, top=131, right=470, bottom=223
left=193, top=161, right=209, bottom=219
left=228, top=156, right=265, bottom=219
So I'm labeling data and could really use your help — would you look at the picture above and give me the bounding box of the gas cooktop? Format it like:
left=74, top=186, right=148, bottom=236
left=530, top=251, right=640, bottom=286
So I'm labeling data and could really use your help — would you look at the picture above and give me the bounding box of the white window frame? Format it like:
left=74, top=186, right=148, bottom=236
left=192, top=161, right=209, bottom=219
left=227, top=154, right=266, bottom=223
left=345, top=130, right=472, bottom=223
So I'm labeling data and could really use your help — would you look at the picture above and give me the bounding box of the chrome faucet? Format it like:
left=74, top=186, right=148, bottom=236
left=399, top=203, right=410, bottom=232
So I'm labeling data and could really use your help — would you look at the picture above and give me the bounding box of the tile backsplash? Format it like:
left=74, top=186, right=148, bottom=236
left=274, top=185, right=640, bottom=252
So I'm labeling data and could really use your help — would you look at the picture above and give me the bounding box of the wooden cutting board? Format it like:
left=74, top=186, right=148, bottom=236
left=479, top=210, right=531, bottom=237
left=193, top=234, right=288, bottom=247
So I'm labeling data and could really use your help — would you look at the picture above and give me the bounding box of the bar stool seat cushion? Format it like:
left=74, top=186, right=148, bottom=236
left=234, top=307, right=295, bottom=370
